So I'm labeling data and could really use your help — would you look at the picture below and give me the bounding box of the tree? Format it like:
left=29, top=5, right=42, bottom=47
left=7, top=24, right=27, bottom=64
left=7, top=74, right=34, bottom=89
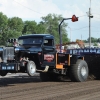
left=87, top=37, right=98, bottom=43
left=36, top=22, right=45, bottom=33
left=0, top=15, right=24, bottom=45
left=97, top=38, right=100, bottom=43
left=23, top=21, right=37, bottom=34
left=94, top=42, right=98, bottom=46
left=8, top=17, right=23, bottom=38
left=0, top=12, right=69, bottom=45
left=0, top=12, right=8, bottom=45
left=41, top=13, right=69, bottom=44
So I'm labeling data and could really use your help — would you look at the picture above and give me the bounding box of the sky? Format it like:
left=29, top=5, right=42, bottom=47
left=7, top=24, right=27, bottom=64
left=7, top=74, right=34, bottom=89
left=0, top=0, right=100, bottom=41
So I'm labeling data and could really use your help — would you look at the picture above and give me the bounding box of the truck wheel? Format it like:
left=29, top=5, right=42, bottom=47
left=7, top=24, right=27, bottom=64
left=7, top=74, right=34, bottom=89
left=0, top=71, right=7, bottom=76
left=27, top=61, right=36, bottom=76
left=69, top=59, right=89, bottom=82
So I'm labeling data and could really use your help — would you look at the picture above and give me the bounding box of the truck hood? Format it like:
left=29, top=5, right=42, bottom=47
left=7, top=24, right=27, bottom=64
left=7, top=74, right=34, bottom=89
left=16, top=45, right=42, bottom=53
left=28, top=46, right=42, bottom=52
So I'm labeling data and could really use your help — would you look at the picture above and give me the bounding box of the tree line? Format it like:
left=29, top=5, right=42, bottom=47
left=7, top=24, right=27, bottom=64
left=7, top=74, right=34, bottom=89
left=83, top=37, right=100, bottom=43
left=0, top=12, right=69, bottom=45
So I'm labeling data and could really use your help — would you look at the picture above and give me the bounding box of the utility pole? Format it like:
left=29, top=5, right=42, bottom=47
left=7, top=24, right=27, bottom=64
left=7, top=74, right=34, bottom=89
left=81, top=34, right=82, bottom=41
left=89, top=7, right=91, bottom=48
left=68, top=27, right=71, bottom=42
left=89, top=0, right=93, bottom=48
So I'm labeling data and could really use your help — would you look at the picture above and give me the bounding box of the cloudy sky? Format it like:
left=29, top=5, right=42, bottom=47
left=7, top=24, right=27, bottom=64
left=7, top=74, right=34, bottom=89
left=0, top=0, right=100, bottom=41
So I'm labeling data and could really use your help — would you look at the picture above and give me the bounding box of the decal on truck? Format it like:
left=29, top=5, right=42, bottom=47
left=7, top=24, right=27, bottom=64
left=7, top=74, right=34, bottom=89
left=44, top=54, right=54, bottom=62
left=68, top=49, right=100, bottom=54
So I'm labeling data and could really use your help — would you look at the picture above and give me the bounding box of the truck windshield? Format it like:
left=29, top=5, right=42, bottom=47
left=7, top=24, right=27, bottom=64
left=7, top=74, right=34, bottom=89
left=18, top=37, right=43, bottom=45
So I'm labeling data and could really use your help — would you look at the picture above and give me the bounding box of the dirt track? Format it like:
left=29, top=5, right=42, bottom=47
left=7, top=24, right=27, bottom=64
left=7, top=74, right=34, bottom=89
left=0, top=73, right=100, bottom=100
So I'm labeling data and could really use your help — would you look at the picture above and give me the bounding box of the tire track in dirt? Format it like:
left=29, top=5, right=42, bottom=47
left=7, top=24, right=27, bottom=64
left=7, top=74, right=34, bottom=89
left=0, top=80, right=100, bottom=100
left=0, top=74, right=100, bottom=100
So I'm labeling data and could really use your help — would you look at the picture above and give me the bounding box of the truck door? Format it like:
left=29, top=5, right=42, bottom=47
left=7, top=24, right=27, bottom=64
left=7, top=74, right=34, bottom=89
left=42, top=39, right=56, bottom=68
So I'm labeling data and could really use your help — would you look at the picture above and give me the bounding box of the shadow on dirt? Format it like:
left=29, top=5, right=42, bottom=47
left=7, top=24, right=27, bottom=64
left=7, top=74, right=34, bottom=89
left=0, top=73, right=41, bottom=87
left=0, top=73, right=72, bottom=87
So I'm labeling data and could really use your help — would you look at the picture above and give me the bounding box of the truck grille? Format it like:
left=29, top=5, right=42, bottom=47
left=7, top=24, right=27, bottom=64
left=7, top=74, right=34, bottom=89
left=3, top=47, right=14, bottom=62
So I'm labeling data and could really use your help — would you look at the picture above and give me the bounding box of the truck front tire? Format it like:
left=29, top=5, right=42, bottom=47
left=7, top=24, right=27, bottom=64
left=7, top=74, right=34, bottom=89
left=27, top=61, right=36, bottom=76
left=0, top=71, right=7, bottom=76
left=69, top=59, right=89, bottom=82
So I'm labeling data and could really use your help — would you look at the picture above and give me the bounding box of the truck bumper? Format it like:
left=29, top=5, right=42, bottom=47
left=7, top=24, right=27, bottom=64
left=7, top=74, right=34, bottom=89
left=0, top=63, right=18, bottom=72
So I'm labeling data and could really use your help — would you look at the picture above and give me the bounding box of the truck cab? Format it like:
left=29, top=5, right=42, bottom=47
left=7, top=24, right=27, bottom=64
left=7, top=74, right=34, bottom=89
left=17, top=34, right=56, bottom=69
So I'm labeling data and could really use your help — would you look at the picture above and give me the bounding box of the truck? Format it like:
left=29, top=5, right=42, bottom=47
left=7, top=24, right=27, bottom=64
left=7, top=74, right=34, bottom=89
left=1, top=33, right=99, bottom=82
left=2, top=15, right=100, bottom=82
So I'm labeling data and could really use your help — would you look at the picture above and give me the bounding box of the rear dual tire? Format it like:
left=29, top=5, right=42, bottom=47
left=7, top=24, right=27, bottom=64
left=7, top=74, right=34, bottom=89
left=69, top=59, right=89, bottom=82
